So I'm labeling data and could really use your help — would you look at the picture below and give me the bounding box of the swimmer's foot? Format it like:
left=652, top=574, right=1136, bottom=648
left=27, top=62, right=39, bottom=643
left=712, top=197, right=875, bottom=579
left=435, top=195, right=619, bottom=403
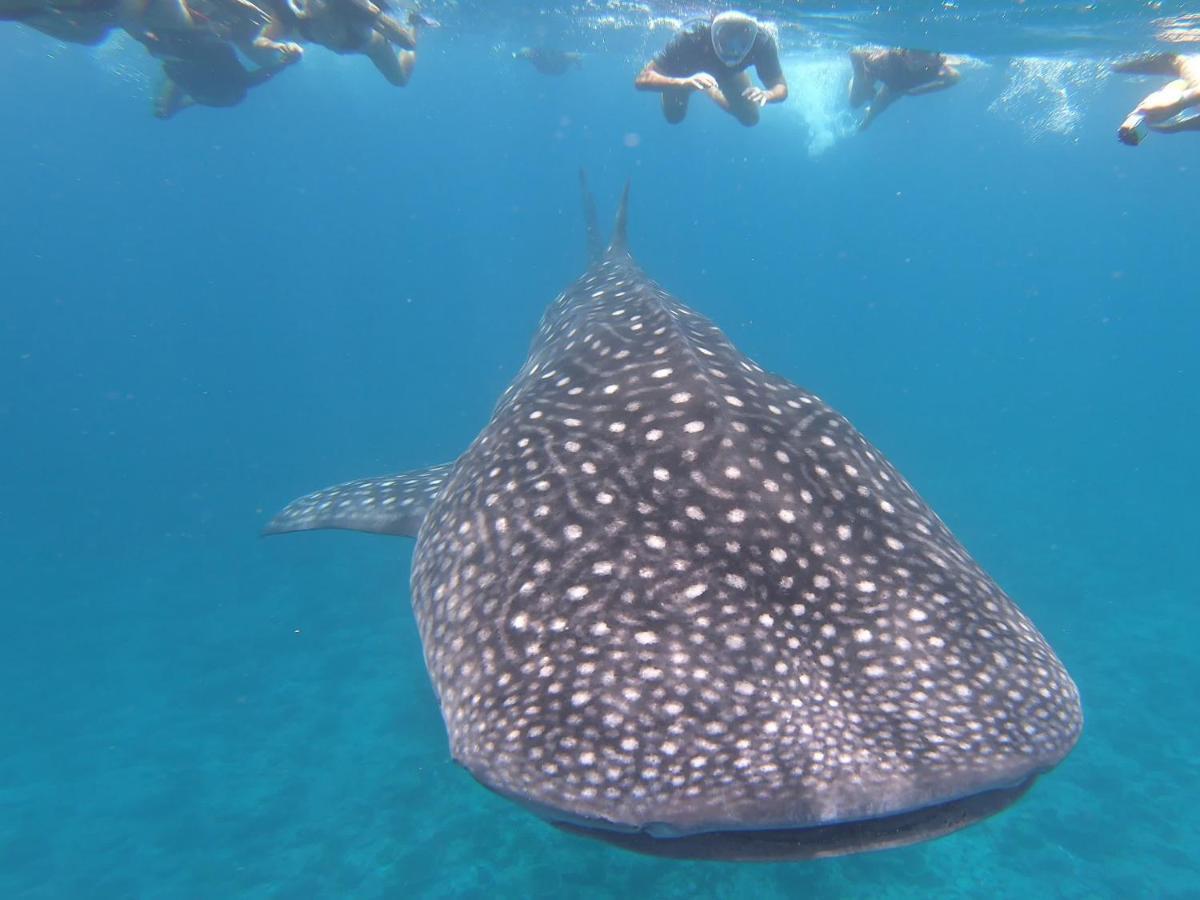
left=848, top=51, right=872, bottom=107
left=394, top=48, right=415, bottom=83
left=154, top=79, right=180, bottom=119
left=407, top=8, right=439, bottom=28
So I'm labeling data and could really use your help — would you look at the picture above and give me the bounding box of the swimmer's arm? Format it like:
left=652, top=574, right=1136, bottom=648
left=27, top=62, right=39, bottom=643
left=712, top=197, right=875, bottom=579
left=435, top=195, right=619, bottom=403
left=635, top=61, right=687, bottom=91
left=1112, top=53, right=1183, bottom=77
left=249, top=16, right=302, bottom=63
left=754, top=75, right=788, bottom=103
left=859, top=85, right=898, bottom=130
left=753, top=51, right=788, bottom=103
left=905, top=66, right=961, bottom=95
left=635, top=62, right=718, bottom=92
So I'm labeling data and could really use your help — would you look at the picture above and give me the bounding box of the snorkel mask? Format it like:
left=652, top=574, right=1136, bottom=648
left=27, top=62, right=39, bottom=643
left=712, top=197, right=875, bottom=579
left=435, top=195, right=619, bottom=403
left=711, top=11, right=759, bottom=67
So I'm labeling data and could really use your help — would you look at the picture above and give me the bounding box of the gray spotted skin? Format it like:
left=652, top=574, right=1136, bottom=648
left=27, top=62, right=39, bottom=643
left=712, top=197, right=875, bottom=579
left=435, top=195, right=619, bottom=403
left=410, top=248, right=1082, bottom=837
left=264, top=463, right=454, bottom=537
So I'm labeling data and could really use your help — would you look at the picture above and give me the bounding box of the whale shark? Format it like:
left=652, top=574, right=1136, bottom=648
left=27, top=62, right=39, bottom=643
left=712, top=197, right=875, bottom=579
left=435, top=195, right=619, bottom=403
left=265, top=177, right=1082, bottom=861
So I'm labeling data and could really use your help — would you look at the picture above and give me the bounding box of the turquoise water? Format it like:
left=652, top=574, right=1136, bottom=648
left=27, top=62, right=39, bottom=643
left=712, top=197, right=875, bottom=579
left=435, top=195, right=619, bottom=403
left=2, top=2, right=1198, bottom=896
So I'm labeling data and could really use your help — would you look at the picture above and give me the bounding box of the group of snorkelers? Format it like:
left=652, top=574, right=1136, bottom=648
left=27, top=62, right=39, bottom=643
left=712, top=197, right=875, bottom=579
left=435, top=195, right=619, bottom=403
left=0, top=0, right=437, bottom=117
left=635, top=11, right=1200, bottom=144
left=635, top=12, right=961, bottom=131
left=4, top=4, right=1198, bottom=141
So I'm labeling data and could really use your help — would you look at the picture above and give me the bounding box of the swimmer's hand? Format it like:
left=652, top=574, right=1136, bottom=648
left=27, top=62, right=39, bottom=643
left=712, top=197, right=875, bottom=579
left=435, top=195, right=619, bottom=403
left=742, top=86, right=770, bottom=107
left=681, top=72, right=718, bottom=92
left=279, top=41, right=303, bottom=62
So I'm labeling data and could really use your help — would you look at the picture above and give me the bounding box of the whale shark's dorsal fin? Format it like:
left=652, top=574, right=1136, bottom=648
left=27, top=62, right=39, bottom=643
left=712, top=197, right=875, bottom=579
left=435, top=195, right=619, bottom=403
left=579, top=171, right=631, bottom=262
left=608, top=178, right=631, bottom=256
left=262, top=462, right=455, bottom=537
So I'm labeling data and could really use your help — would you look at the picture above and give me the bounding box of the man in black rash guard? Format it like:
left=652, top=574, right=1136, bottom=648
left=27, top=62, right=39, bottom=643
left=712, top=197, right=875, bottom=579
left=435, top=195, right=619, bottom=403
left=635, top=11, right=788, bottom=127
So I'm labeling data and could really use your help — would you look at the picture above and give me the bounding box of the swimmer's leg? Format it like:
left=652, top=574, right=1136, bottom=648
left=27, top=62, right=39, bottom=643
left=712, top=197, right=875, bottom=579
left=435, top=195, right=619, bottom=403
left=375, top=12, right=415, bottom=49
left=711, top=71, right=760, bottom=126
left=365, top=31, right=413, bottom=86
left=154, top=77, right=192, bottom=119
left=1125, top=79, right=1200, bottom=134
left=848, top=50, right=873, bottom=107
left=661, top=89, right=689, bottom=124
left=906, top=66, right=962, bottom=95
left=859, top=84, right=897, bottom=130
left=1112, top=53, right=1182, bottom=77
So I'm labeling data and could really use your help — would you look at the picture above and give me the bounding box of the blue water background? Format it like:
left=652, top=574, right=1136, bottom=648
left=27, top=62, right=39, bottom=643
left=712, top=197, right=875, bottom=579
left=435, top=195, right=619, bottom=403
left=1, top=6, right=1198, bottom=896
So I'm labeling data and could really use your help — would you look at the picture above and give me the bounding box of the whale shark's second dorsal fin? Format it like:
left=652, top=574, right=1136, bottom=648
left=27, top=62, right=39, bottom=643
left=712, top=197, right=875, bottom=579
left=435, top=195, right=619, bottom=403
left=608, top=179, right=630, bottom=256
left=579, top=169, right=603, bottom=264
left=579, top=170, right=631, bottom=262
left=263, top=462, right=455, bottom=538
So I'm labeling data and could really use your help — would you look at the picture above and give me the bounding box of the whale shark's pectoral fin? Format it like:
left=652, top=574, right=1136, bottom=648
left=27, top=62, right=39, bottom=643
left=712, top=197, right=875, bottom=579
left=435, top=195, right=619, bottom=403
left=262, top=462, right=455, bottom=537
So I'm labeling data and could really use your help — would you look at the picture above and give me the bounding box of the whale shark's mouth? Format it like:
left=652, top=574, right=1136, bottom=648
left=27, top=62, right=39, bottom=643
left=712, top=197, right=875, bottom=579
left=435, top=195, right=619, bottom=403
left=549, top=776, right=1038, bottom=862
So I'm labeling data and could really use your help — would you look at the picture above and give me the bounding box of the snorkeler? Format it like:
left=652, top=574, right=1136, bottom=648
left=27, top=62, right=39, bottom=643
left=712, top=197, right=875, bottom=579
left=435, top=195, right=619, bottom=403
left=635, top=11, right=788, bottom=127
left=1113, top=53, right=1200, bottom=145
left=3, top=0, right=194, bottom=45
left=280, top=0, right=434, bottom=86
left=513, top=46, right=582, bottom=76
left=126, top=25, right=296, bottom=117
left=848, top=47, right=961, bottom=130
left=0, top=0, right=120, bottom=43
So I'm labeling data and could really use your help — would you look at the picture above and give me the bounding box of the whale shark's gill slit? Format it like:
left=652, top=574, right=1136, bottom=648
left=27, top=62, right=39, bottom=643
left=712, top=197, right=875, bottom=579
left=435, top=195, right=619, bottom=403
left=262, top=461, right=456, bottom=537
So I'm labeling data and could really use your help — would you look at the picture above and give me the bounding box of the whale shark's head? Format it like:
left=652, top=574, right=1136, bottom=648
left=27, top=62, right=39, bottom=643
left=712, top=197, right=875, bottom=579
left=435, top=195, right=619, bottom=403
left=267, top=181, right=1082, bottom=860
